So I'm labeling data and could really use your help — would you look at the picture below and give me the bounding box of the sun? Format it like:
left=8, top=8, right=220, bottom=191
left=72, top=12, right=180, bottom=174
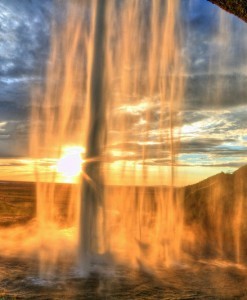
left=56, top=146, right=85, bottom=180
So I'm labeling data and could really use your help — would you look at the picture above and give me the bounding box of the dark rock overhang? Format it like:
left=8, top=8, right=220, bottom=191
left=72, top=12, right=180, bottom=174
left=207, top=0, right=247, bottom=23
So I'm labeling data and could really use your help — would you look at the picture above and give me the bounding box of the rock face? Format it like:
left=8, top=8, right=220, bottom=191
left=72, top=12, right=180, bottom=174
left=208, top=0, right=247, bottom=23
left=183, top=165, right=247, bottom=262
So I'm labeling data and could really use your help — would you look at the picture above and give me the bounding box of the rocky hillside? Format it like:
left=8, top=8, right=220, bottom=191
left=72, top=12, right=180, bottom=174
left=183, top=165, right=247, bottom=261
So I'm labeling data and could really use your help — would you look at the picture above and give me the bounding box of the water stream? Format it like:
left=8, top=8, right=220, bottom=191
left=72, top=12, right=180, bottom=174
left=0, top=0, right=247, bottom=298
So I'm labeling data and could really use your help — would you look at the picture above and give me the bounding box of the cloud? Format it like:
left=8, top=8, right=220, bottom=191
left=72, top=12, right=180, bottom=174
left=0, top=1, right=51, bottom=76
left=106, top=103, right=247, bottom=169
left=0, top=101, right=28, bottom=121
left=0, top=1, right=52, bottom=157
left=0, top=0, right=52, bottom=108
left=0, top=0, right=246, bottom=173
left=185, top=74, right=247, bottom=109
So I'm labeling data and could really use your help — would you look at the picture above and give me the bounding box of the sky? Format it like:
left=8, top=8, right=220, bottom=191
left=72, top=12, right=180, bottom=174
left=0, top=0, right=247, bottom=185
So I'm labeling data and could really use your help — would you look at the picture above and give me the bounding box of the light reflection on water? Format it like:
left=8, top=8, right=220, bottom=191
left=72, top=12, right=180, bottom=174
left=1, top=256, right=247, bottom=299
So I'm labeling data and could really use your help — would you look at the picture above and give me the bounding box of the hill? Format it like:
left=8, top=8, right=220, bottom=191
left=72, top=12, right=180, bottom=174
left=183, top=165, right=247, bottom=261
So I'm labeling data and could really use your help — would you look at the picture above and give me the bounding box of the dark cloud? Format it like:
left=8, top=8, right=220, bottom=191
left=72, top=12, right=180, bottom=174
left=226, top=110, right=247, bottom=130
left=182, top=0, right=247, bottom=74
left=0, top=0, right=52, bottom=77
left=0, top=0, right=52, bottom=156
left=180, top=0, right=247, bottom=119
left=182, top=111, right=209, bottom=124
left=0, top=101, right=28, bottom=120
left=196, top=162, right=247, bottom=168
left=179, top=138, right=236, bottom=153
left=185, top=74, right=247, bottom=109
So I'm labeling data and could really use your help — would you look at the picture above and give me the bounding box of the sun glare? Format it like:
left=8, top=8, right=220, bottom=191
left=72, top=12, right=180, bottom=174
left=56, top=146, right=85, bottom=180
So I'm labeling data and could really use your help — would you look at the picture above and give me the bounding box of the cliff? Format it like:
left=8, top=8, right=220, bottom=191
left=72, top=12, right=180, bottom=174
left=208, top=0, right=247, bottom=23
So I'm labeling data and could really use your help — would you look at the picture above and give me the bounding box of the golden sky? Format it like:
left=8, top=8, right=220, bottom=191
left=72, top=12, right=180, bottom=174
left=0, top=155, right=237, bottom=186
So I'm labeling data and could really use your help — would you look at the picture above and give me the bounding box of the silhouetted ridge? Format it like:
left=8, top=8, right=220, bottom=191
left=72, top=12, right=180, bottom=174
left=233, top=164, right=247, bottom=177
left=183, top=164, right=247, bottom=261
